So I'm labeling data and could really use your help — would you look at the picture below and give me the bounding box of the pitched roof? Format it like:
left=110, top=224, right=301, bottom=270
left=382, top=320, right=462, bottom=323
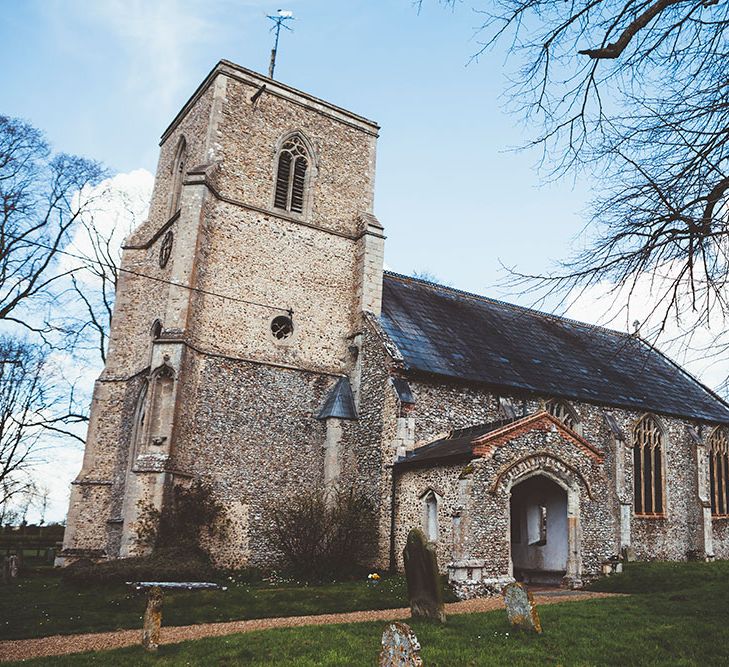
left=317, top=377, right=358, bottom=420
left=395, top=412, right=602, bottom=469
left=395, top=418, right=519, bottom=467
left=380, top=272, right=729, bottom=424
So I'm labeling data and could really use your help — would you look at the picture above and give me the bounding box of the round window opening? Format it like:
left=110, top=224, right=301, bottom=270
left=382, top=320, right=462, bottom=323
left=271, top=315, right=294, bottom=340
left=159, top=231, right=174, bottom=268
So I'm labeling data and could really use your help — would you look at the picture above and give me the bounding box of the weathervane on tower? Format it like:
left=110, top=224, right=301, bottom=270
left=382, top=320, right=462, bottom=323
left=267, top=9, right=294, bottom=79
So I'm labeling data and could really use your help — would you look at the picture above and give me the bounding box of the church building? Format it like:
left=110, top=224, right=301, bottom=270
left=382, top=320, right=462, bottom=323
left=62, top=60, right=729, bottom=594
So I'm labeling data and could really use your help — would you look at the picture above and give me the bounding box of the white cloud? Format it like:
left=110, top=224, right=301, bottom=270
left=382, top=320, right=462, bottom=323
left=18, top=169, right=153, bottom=525
left=61, top=168, right=154, bottom=281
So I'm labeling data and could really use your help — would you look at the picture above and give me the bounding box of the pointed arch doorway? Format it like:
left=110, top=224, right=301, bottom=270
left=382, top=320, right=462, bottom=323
left=510, top=474, right=569, bottom=586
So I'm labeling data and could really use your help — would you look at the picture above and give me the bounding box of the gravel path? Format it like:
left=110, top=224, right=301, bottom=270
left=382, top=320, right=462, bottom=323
left=0, top=590, right=619, bottom=662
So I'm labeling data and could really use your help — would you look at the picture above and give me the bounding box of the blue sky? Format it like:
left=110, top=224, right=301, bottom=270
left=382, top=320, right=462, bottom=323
left=1, top=0, right=591, bottom=298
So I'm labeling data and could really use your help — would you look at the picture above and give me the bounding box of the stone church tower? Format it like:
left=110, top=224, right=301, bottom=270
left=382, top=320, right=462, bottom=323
left=62, top=61, right=386, bottom=567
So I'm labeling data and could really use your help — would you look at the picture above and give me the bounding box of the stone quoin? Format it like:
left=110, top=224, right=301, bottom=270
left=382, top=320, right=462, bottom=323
left=61, top=60, right=729, bottom=595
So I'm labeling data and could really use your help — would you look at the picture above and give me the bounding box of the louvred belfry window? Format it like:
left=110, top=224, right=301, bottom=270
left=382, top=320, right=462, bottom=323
left=709, top=428, right=729, bottom=517
left=273, top=136, right=309, bottom=214
left=633, top=415, right=664, bottom=515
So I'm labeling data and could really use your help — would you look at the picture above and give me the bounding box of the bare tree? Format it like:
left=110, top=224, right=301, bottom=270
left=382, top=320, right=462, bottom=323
left=52, top=216, right=124, bottom=365
left=433, top=2, right=729, bottom=335
left=0, top=338, right=86, bottom=512
left=0, top=115, right=104, bottom=331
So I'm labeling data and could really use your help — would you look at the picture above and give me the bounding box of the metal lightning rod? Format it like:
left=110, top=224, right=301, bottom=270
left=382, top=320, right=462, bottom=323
left=267, top=9, right=294, bottom=79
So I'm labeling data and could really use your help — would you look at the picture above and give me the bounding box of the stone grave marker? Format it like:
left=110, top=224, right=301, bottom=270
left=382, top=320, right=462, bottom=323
left=379, top=621, right=423, bottom=667
left=503, top=582, right=542, bottom=633
left=2, top=555, right=19, bottom=584
left=142, top=586, right=163, bottom=652
left=129, top=581, right=226, bottom=652
left=403, top=527, right=446, bottom=623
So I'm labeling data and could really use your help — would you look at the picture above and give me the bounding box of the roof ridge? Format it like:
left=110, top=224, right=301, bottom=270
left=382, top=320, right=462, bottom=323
left=383, top=270, right=633, bottom=340
left=635, top=336, right=729, bottom=414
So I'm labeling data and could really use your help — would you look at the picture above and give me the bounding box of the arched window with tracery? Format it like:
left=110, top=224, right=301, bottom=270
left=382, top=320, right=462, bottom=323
left=273, top=135, right=309, bottom=214
left=709, top=428, right=729, bottom=516
left=633, top=415, right=665, bottom=515
left=169, top=136, right=187, bottom=216
left=546, top=399, right=580, bottom=432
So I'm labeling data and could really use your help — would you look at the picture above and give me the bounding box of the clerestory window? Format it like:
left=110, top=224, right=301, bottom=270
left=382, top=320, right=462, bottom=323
left=709, top=428, right=729, bottom=517
left=633, top=415, right=665, bottom=515
left=546, top=399, right=580, bottom=432
left=273, top=135, right=309, bottom=214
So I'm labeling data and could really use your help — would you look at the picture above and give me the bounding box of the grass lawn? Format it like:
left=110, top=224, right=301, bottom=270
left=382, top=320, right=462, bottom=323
left=7, top=561, right=729, bottom=666
left=0, top=570, right=455, bottom=640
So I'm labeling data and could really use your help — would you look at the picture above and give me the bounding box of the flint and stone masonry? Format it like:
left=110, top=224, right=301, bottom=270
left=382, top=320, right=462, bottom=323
left=63, top=60, right=729, bottom=594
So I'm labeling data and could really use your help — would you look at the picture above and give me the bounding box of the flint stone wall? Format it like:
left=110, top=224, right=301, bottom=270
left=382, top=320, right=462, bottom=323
left=394, top=377, right=723, bottom=576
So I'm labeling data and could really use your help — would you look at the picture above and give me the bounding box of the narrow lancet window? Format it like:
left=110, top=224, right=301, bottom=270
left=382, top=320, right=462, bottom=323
left=273, top=136, right=309, bottom=214
left=424, top=491, right=439, bottom=542
left=633, top=415, right=664, bottom=515
left=169, top=136, right=187, bottom=216
left=709, top=428, right=729, bottom=517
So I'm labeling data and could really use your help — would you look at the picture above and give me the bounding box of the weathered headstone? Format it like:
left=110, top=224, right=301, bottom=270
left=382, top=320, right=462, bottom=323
left=2, top=555, right=19, bottom=583
left=503, top=582, right=542, bottom=633
left=142, top=586, right=163, bottom=652
left=130, top=581, right=225, bottom=652
left=403, top=527, right=446, bottom=623
left=379, top=622, right=423, bottom=667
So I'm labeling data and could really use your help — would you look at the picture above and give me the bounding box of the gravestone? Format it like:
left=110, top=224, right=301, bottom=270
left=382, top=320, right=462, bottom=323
left=130, top=581, right=225, bottom=652
left=2, top=555, right=19, bottom=584
left=403, top=527, right=446, bottom=623
left=503, top=582, right=542, bottom=633
left=379, top=622, right=423, bottom=667
left=142, top=586, right=163, bottom=652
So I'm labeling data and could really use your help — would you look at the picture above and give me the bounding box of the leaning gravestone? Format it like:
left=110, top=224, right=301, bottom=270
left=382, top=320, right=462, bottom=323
left=503, top=582, right=542, bottom=633
left=403, top=528, right=446, bottom=623
left=379, top=622, right=423, bottom=667
left=142, top=586, right=163, bottom=652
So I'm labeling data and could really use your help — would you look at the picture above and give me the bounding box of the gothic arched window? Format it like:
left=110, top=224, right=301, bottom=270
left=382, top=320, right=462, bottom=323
left=709, top=428, right=729, bottom=516
left=169, top=136, right=187, bottom=216
left=273, top=135, right=309, bottom=214
left=130, top=382, right=149, bottom=458
left=633, top=415, right=665, bottom=515
left=546, top=399, right=580, bottom=432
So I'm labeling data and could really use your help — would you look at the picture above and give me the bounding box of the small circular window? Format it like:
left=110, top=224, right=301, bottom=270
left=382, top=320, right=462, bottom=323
left=159, top=231, right=174, bottom=268
left=271, top=315, right=294, bottom=340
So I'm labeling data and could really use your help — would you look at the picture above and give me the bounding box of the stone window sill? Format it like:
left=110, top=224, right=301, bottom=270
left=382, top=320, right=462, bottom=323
left=634, top=513, right=667, bottom=520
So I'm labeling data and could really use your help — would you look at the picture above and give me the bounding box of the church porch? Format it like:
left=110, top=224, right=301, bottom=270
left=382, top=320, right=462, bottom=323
left=392, top=411, right=611, bottom=598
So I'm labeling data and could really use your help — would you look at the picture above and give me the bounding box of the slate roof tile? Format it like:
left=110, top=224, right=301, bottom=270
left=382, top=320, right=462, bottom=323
left=380, top=272, right=729, bottom=424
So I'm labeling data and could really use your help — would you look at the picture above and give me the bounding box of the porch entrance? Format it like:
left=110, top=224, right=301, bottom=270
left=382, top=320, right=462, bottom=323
left=510, top=474, right=568, bottom=586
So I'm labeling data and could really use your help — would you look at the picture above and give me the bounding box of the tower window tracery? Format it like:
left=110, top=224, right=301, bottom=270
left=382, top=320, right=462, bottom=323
left=633, top=414, right=665, bottom=515
left=273, top=136, right=309, bottom=214
left=709, top=428, right=729, bottom=516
